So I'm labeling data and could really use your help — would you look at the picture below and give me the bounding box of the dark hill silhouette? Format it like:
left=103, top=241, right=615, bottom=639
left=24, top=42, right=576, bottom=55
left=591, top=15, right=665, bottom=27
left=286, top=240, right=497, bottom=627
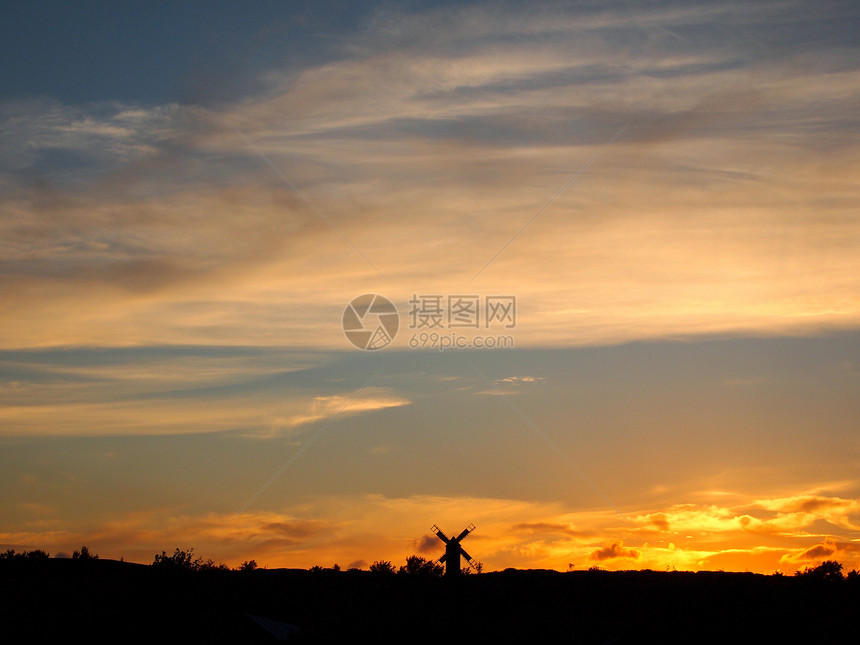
left=1, top=556, right=857, bottom=642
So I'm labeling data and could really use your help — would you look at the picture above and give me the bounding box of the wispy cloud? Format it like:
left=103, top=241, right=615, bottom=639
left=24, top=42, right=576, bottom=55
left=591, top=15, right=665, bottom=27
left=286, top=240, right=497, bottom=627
left=753, top=495, right=860, bottom=531
left=268, top=390, right=411, bottom=432
left=0, top=348, right=404, bottom=437
left=1, top=1, right=858, bottom=349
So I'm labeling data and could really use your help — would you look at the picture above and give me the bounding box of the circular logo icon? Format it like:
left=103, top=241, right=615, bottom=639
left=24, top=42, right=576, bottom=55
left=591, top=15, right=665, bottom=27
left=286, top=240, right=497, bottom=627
left=342, top=294, right=399, bottom=350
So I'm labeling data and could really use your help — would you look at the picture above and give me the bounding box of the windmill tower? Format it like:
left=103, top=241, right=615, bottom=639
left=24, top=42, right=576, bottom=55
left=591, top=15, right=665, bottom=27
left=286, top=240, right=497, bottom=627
left=432, top=523, right=476, bottom=577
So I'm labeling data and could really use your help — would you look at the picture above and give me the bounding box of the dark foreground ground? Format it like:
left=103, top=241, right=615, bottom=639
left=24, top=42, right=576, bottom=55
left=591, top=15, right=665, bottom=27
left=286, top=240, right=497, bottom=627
left=1, top=559, right=856, bottom=643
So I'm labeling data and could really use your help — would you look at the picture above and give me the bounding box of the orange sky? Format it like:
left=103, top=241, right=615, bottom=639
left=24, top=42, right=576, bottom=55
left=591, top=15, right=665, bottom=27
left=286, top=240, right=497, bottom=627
left=1, top=1, right=859, bottom=574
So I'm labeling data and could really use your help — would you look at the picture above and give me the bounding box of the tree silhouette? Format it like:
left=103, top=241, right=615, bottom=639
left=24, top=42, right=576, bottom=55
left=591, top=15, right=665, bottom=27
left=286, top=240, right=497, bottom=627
left=796, top=560, right=843, bottom=581
left=153, top=547, right=198, bottom=570
left=238, top=559, right=258, bottom=571
left=370, top=560, right=396, bottom=574
left=72, top=546, right=98, bottom=560
left=0, top=549, right=49, bottom=560
left=398, top=555, right=443, bottom=577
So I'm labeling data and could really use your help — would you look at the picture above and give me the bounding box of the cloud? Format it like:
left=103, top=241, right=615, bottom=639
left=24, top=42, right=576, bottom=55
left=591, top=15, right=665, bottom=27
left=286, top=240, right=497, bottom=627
left=512, top=522, right=585, bottom=537
left=780, top=539, right=860, bottom=565
left=494, top=376, right=545, bottom=385
left=0, top=99, right=172, bottom=174
left=756, top=495, right=858, bottom=514
left=1, top=2, right=859, bottom=350
left=284, top=390, right=411, bottom=429
left=590, top=541, right=640, bottom=561
left=413, top=535, right=438, bottom=554
left=476, top=375, right=545, bottom=396
left=753, top=495, right=860, bottom=531
left=630, top=494, right=860, bottom=538
left=0, top=507, right=341, bottom=566
left=647, top=513, right=670, bottom=531
left=0, top=348, right=408, bottom=437
left=796, top=542, right=837, bottom=560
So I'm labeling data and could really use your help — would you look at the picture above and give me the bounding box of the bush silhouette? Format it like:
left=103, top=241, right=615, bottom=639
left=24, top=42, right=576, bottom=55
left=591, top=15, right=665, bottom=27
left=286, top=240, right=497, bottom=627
left=152, top=548, right=227, bottom=572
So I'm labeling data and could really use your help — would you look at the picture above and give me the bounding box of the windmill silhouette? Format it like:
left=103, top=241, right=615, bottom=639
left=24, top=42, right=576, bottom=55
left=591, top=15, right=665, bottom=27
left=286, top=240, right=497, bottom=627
left=432, top=523, right=476, bottom=577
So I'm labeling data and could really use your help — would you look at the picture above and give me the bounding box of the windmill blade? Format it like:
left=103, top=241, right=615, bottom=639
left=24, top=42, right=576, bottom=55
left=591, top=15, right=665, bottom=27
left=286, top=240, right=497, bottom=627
left=438, top=554, right=447, bottom=563
left=459, top=548, right=473, bottom=562
left=455, top=523, right=476, bottom=542
left=460, top=555, right=478, bottom=572
left=431, top=524, right=450, bottom=544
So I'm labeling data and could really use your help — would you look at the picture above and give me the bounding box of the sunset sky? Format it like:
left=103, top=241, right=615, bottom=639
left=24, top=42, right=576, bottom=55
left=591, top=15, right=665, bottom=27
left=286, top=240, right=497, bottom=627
left=1, top=0, right=859, bottom=574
